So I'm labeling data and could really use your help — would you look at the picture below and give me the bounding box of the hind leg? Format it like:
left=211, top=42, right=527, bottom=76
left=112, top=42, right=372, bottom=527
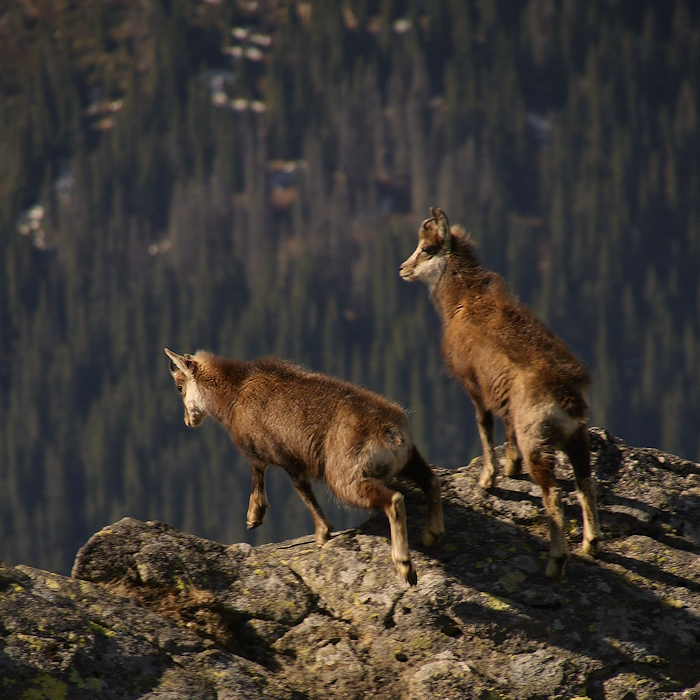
left=246, top=461, right=270, bottom=529
left=502, top=414, right=522, bottom=477
left=291, top=474, right=333, bottom=547
left=351, top=478, right=417, bottom=585
left=526, top=445, right=569, bottom=580
left=475, top=406, right=498, bottom=489
left=565, top=426, right=601, bottom=556
left=399, top=447, right=445, bottom=546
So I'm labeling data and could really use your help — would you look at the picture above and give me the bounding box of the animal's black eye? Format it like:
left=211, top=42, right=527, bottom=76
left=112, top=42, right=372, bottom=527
left=177, top=384, right=184, bottom=394
left=421, top=244, right=438, bottom=256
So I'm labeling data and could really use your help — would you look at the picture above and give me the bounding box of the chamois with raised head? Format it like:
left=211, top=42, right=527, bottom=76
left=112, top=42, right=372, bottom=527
left=399, top=208, right=601, bottom=580
left=164, top=349, right=444, bottom=585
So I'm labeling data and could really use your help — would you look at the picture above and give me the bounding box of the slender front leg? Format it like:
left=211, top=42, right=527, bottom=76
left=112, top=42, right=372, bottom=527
left=475, top=406, right=498, bottom=489
left=291, top=474, right=333, bottom=547
left=502, top=413, right=522, bottom=477
left=247, top=461, right=270, bottom=530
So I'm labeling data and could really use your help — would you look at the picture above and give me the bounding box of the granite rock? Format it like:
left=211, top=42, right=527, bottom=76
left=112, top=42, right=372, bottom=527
left=1, top=428, right=699, bottom=699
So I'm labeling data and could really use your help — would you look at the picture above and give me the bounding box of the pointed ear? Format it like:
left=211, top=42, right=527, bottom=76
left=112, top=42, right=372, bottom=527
left=436, top=208, right=451, bottom=250
left=165, top=348, right=192, bottom=377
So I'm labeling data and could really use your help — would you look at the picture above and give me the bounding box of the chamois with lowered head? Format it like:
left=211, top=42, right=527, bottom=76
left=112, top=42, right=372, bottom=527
left=165, top=349, right=444, bottom=585
left=399, top=208, right=601, bottom=580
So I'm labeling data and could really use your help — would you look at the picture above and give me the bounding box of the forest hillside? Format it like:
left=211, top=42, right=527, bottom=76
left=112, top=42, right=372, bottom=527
left=1, top=0, right=699, bottom=575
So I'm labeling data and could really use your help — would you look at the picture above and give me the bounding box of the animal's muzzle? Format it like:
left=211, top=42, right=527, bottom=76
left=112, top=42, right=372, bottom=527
left=184, top=410, right=205, bottom=428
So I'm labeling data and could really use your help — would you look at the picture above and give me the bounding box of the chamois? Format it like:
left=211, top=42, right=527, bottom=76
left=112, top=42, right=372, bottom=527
left=165, top=349, right=444, bottom=585
left=399, top=208, right=601, bottom=580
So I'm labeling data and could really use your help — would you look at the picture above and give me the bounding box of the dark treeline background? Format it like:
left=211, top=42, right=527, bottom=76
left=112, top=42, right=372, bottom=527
left=1, top=0, right=699, bottom=575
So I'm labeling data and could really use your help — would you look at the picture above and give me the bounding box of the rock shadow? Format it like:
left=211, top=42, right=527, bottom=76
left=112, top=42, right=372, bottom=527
left=353, top=435, right=700, bottom=697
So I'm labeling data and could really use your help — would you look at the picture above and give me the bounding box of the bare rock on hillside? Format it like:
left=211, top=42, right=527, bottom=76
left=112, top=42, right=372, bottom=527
left=1, top=428, right=700, bottom=699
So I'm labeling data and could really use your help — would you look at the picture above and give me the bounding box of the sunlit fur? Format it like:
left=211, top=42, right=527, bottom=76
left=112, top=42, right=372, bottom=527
left=165, top=348, right=445, bottom=585
left=400, top=208, right=601, bottom=581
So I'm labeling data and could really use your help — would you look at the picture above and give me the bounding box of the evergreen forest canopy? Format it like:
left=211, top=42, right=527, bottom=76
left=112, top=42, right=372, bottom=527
left=1, top=0, right=699, bottom=575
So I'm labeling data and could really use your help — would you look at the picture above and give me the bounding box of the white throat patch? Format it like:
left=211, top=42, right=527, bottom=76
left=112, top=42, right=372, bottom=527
left=183, top=380, right=208, bottom=424
left=405, top=252, right=448, bottom=294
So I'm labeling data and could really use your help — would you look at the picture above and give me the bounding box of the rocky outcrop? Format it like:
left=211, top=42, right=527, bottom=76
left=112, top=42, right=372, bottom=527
left=1, top=428, right=700, bottom=699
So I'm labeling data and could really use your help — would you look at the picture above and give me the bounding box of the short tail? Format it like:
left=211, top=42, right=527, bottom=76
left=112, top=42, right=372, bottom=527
left=556, top=387, right=589, bottom=422
left=383, top=424, right=409, bottom=449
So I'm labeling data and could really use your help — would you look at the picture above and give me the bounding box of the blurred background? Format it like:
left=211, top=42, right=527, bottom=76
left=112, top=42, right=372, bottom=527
left=1, top=0, right=699, bottom=575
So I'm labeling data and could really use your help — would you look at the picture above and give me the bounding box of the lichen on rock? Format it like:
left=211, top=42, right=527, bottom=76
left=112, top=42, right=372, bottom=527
left=1, top=429, right=700, bottom=698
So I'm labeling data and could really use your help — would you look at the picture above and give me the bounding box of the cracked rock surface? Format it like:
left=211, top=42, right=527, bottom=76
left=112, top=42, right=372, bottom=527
left=1, top=428, right=700, bottom=699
